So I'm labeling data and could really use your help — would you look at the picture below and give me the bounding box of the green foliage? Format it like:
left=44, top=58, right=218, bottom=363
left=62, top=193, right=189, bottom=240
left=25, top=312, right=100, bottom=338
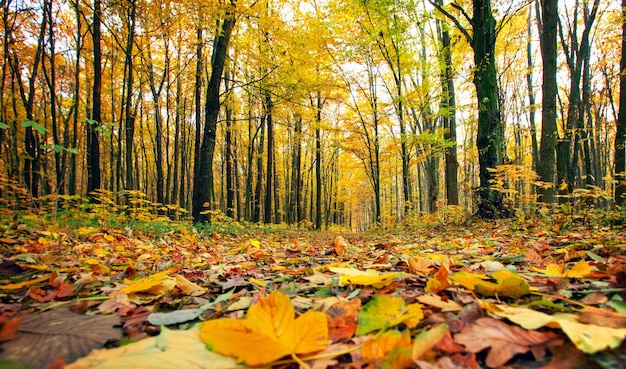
left=21, top=120, right=48, bottom=135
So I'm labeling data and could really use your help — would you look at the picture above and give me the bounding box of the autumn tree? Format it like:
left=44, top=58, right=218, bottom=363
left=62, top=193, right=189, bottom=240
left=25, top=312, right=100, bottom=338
left=537, top=0, right=558, bottom=203
left=616, top=0, right=626, bottom=206
left=192, top=1, right=236, bottom=223
left=432, top=0, right=508, bottom=218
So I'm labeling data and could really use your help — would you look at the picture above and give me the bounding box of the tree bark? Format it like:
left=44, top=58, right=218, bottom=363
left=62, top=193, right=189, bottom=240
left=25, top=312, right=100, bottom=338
left=537, top=0, right=558, bottom=203
left=192, top=7, right=235, bottom=223
left=472, top=0, right=506, bottom=218
left=436, top=0, right=459, bottom=207
left=615, top=0, right=626, bottom=205
left=87, top=0, right=102, bottom=196
left=263, top=90, right=274, bottom=223
left=123, top=0, right=137, bottom=191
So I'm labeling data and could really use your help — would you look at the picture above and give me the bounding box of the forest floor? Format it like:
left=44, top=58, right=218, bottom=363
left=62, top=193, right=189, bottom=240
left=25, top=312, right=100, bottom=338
left=1, top=209, right=626, bottom=369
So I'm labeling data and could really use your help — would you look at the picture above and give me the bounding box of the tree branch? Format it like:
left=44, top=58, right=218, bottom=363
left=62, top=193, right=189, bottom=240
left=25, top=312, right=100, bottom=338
left=429, top=0, right=472, bottom=45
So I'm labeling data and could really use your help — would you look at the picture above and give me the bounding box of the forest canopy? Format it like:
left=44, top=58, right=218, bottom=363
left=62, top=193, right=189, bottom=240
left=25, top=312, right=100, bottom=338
left=0, top=0, right=623, bottom=230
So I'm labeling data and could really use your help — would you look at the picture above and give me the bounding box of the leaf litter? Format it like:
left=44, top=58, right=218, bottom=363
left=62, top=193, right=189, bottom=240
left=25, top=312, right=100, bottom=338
left=1, top=218, right=626, bottom=368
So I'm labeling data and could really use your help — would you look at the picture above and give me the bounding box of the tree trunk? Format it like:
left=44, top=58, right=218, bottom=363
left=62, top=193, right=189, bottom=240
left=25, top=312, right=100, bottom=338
left=527, top=5, right=539, bottom=172
left=537, top=0, right=558, bottom=203
left=192, top=4, right=235, bottom=223
left=87, top=0, right=102, bottom=196
left=224, top=71, right=235, bottom=219
left=314, top=93, right=323, bottom=230
left=123, top=0, right=137, bottom=191
left=436, top=0, right=459, bottom=207
left=615, top=0, right=626, bottom=206
left=263, top=90, right=274, bottom=223
left=472, top=0, right=506, bottom=218
left=146, top=45, right=166, bottom=204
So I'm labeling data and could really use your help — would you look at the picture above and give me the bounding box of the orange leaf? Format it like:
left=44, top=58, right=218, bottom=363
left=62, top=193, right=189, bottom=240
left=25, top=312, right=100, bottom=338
left=333, top=236, right=347, bottom=258
left=199, top=291, right=329, bottom=366
left=0, top=312, right=24, bottom=342
left=425, top=267, right=450, bottom=293
left=327, top=299, right=361, bottom=343
left=361, top=330, right=413, bottom=369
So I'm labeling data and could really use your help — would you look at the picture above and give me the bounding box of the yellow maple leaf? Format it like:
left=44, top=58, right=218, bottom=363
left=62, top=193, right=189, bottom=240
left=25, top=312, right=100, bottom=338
left=199, top=291, right=329, bottom=366
left=533, top=260, right=591, bottom=278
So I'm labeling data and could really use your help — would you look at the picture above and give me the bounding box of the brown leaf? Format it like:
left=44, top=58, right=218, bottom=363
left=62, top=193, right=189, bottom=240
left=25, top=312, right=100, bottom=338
left=0, top=308, right=122, bottom=369
left=454, top=317, right=562, bottom=368
left=326, top=298, right=361, bottom=343
left=579, top=292, right=608, bottom=305
left=577, top=306, right=626, bottom=328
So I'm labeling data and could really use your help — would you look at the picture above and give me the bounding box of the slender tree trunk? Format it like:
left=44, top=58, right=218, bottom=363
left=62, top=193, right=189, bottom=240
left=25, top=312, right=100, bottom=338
left=123, top=0, right=137, bottom=191
left=289, top=115, right=302, bottom=224
left=87, top=0, right=102, bottom=196
left=193, top=26, right=203, bottom=201
left=146, top=46, right=166, bottom=204
left=42, top=0, right=63, bottom=194
left=224, top=71, right=235, bottom=218
left=527, top=5, right=539, bottom=172
left=263, top=90, right=274, bottom=223
left=615, top=0, right=626, bottom=205
left=314, top=93, right=323, bottom=230
left=253, top=120, right=265, bottom=223
left=192, top=4, right=235, bottom=223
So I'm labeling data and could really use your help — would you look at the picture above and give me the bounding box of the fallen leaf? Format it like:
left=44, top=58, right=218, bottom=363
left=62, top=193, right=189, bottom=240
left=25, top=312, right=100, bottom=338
left=532, top=260, right=591, bottom=278
left=408, top=257, right=435, bottom=276
left=119, top=270, right=172, bottom=295
left=174, top=274, right=206, bottom=296
left=199, top=291, right=329, bottom=366
left=416, top=294, right=462, bottom=312
left=454, top=317, right=561, bottom=368
left=357, top=295, right=422, bottom=335
left=334, top=236, right=348, bottom=258
left=0, top=308, right=122, bottom=369
left=452, top=270, right=530, bottom=299
left=326, top=298, right=360, bottom=343
left=67, top=325, right=239, bottom=369
left=425, top=267, right=450, bottom=293
left=576, top=306, right=626, bottom=328
left=361, top=330, right=413, bottom=369
left=491, top=304, right=626, bottom=353
left=413, top=323, right=448, bottom=361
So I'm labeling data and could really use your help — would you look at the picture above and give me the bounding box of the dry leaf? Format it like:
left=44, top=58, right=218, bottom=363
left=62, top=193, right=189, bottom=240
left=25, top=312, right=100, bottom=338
left=577, top=306, right=626, bottom=328
left=333, top=236, right=348, bottom=258
left=326, top=299, right=360, bottom=343
left=361, top=330, right=413, bottom=369
left=425, top=267, right=450, bottom=293
left=455, top=317, right=561, bottom=368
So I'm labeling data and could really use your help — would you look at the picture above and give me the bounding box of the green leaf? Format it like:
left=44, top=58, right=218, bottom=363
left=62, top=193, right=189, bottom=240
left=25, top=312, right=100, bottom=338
left=0, top=122, right=10, bottom=129
left=21, top=120, right=48, bottom=135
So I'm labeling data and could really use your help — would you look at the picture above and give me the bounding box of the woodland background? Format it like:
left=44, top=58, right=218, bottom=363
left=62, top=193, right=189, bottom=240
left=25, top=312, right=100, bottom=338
left=0, top=0, right=624, bottom=230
